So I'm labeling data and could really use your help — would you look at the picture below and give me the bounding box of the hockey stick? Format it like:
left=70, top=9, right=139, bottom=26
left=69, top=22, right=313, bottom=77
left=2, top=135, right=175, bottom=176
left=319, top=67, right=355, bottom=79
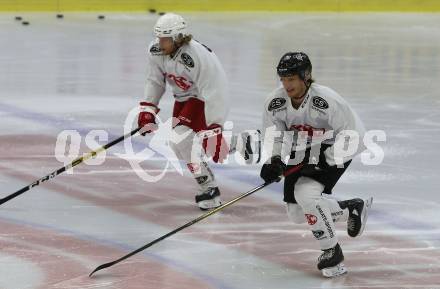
left=89, top=164, right=303, bottom=277
left=0, top=127, right=141, bottom=206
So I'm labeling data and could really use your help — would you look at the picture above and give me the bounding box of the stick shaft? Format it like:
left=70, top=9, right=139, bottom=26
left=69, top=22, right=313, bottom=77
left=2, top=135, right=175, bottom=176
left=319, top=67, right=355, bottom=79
left=0, top=127, right=140, bottom=206
left=89, top=164, right=303, bottom=276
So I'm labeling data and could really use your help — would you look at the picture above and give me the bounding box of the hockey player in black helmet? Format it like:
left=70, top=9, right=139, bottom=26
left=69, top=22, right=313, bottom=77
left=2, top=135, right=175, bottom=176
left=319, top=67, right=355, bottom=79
left=276, top=52, right=313, bottom=109
left=277, top=52, right=312, bottom=80
left=260, top=51, right=373, bottom=277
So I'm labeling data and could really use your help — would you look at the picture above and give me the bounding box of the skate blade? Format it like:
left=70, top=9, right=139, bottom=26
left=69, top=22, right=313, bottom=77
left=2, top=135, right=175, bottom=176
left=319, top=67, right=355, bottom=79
left=321, top=263, right=348, bottom=278
left=198, top=197, right=222, bottom=211
left=357, top=197, right=373, bottom=237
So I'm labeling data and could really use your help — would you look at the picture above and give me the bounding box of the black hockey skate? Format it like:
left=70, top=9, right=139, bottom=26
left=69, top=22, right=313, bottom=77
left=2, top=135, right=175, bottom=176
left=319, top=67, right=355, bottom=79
left=195, top=187, right=222, bottom=211
left=317, top=243, right=347, bottom=277
left=339, top=197, right=373, bottom=237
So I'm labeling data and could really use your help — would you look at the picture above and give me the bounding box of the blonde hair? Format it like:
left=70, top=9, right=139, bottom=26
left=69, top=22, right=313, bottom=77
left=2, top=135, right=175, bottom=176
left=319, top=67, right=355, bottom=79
left=175, top=34, right=193, bottom=47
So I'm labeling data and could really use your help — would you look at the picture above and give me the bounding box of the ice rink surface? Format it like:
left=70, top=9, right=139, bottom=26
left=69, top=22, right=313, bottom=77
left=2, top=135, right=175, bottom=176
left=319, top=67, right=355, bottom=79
left=1, top=12, right=440, bottom=289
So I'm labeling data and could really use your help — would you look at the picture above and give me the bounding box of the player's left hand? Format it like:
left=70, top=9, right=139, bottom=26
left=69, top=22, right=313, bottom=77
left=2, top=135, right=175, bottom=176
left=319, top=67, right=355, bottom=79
left=201, top=124, right=229, bottom=163
left=260, top=155, right=287, bottom=183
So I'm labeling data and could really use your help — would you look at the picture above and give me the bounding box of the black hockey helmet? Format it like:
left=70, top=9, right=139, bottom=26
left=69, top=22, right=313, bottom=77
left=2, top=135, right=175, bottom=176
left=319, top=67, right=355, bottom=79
left=276, top=52, right=312, bottom=82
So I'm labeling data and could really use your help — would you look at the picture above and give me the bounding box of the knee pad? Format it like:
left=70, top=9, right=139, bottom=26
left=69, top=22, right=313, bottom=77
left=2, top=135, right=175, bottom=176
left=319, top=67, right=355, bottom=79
left=301, top=195, right=338, bottom=249
left=286, top=203, right=305, bottom=224
left=294, top=178, right=338, bottom=248
left=170, top=125, right=202, bottom=163
left=294, top=177, right=325, bottom=209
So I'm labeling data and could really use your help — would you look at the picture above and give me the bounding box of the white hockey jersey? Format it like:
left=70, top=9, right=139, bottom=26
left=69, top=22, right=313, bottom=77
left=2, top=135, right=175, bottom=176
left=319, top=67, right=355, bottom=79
left=144, top=39, right=228, bottom=126
left=263, top=83, right=365, bottom=166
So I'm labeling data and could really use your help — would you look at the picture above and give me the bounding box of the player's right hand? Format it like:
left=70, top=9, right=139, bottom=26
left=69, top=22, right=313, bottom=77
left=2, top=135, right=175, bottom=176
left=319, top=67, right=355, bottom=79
left=138, top=102, right=160, bottom=135
left=260, top=155, right=286, bottom=183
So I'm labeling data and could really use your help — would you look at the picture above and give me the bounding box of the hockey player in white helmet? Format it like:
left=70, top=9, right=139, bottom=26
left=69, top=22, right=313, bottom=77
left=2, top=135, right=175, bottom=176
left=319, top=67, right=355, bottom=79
left=260, top=52, right=373, bottom=277
left=138, top=13, right=229, bottom=210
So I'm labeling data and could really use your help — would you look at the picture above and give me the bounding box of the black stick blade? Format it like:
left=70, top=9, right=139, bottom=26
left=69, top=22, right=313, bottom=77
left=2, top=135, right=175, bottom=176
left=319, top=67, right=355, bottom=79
left=89, top=260, right=116, bottom=277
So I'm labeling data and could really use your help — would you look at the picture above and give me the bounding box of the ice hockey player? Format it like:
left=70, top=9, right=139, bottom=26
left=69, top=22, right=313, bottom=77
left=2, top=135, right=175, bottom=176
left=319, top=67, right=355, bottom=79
left=260, top=51, right=373, bottom=277
left=138, top=13, right=229, bottom=210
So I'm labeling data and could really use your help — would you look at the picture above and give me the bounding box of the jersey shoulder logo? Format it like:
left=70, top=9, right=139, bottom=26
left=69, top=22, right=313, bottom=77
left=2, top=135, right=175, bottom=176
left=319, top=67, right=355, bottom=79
left=268, top=97, right=286, bottom=111
left=312, top=96, right=329, bottom=110
left=181, top=53, right=195, bottom=68
left=149, top=44, right=163, bottom=56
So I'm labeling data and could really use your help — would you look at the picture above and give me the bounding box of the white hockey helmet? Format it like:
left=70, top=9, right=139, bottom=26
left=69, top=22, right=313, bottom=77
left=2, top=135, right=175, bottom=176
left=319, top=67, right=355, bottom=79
left=154, top=13, right=188, bottom=40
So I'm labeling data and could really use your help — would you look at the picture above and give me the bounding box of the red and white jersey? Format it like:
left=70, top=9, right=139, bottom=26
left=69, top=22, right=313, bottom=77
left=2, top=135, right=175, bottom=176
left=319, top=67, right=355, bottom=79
left=144, top=39, right=228, bottom=126
left=263, top=83, right=365, bottom=166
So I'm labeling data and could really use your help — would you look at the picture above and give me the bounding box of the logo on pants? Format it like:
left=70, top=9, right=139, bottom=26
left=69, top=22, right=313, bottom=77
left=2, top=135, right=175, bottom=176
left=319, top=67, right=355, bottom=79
left=312, top=230, right=326, bottom=240
left=305, top=214, right=317, bottom=225
left=187, top=163, right=200, bottom=174
left=316, top=205, right=335, bottom=238
left=196, top=176, right=208, bottom=184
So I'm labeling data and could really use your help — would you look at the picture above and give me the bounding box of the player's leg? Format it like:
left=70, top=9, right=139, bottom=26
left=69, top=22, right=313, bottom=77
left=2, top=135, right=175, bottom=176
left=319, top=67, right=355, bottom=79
left=171, top=98, right=223, bottom=210
left=294, top=177, right=347, bottom=277
left=312, top=161, right=373, bottom=238
left=285, top=193, right=370, bottom=234
left=170, top=124, right=221, bottom=210
left=283, top=163, right=348, bottom=224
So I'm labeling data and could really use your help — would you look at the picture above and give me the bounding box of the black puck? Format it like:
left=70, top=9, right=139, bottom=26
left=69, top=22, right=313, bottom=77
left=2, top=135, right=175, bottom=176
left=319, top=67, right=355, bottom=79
left=22, top=21, right=29, bottom=25
left=98, top=15, right=105, bottom=20
left=56, top=14, right=64, bottom=19
left=148, top=9, right=156, bottom=14
left=158, top=12, right=166, bottom=16
left=15, top=16, right=22, bottom=21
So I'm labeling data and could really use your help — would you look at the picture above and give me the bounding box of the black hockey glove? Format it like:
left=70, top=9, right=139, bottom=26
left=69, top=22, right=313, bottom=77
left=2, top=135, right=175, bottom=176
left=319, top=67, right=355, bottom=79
left=260, top=155, right=287, bottom=183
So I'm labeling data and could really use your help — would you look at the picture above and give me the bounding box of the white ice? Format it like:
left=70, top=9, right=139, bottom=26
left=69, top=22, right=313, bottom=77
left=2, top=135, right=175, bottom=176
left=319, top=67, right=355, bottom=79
left=0, top=12, right=439, bottom=289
